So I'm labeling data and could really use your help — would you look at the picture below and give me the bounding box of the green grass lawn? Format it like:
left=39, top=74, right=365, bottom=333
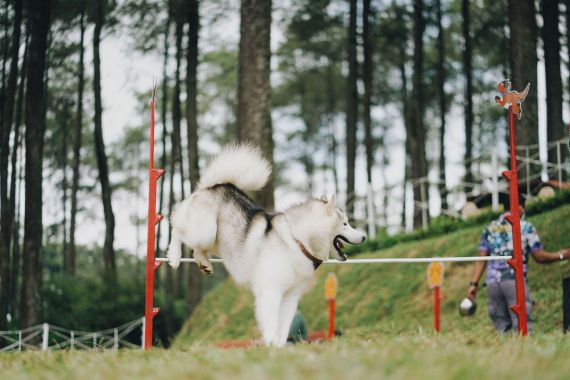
left=2, top=332, right=570, bottom=379
left=2, top=204, right=570, bottom=380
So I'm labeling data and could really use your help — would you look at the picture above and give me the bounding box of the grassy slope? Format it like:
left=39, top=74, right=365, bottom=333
left=175, top=204, right=570, bottom=346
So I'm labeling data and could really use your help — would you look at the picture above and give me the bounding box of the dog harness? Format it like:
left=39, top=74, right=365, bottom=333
left=294, top=238, right=323, bottom=270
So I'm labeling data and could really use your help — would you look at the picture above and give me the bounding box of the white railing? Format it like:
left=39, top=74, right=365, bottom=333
left=351, top=137, right=570, bottom=232
left=0, top=318, right=144, bottom=351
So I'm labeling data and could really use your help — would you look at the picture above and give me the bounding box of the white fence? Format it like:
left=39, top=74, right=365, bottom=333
left=354, top=137, right=570, bottom=235
left=0, top=318, right=144, bottom=351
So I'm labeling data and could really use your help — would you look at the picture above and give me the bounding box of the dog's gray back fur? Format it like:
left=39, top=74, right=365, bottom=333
left=210, top=183, right=275, bottom=239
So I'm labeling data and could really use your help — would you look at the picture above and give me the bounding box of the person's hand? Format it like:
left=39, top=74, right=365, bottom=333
left=561, top=249, right=570, bottom=260
left=467, top=285, right=477, bottom=300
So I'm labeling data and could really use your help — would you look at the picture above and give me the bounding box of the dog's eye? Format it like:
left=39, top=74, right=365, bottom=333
left=343, top=223, right=347, bottom=226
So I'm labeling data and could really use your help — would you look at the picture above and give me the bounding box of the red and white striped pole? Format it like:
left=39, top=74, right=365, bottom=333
left=144, top=85, right=164, bottom=349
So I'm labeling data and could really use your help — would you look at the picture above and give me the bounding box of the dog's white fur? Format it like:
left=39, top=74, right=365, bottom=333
left=168, top=144, right=366, bottom=346
left=197, top=144, right=271, bottom=192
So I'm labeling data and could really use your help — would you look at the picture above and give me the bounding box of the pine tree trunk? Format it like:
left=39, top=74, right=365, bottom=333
left=10, top=157, right=22, bottom=321
left=172, top=11, right=185, bottom=299
left=183, top=0, right=203, bottom=315
left=186, top=0, right=200, bottom=191
left=508, top=0, right=539, bottom=183
left=399, top=44, right=409, bottom=230
left=68, top=2, right=85, bottom=276
left=156, top=5, right=171, bottom=261
left=0, top=0, right=8, bottom=134
left=362, top=0, right=373, bottom=184
left=462, top=0, right=474, bottom=188
left=410, top=0, right=429, bottom=229
left=93, top=0, right=116, bottom=277
left=0, top=0, right=22, bottom=329
left=326, top=57, right=338, bottom=195
left=165, top=100, right=179, bottom=341
left=9, top=27, right=28, bottom=320
left=362, top=0, right=375, bottom=232
left=236, top=0, right=274, bottom=208
left=541, top=0, right=565, bottom=170
left=345, top=0, right=358, bottom=218
left=435, top=0, right=447, bottom=212
left=298, top=79, right=316, bottom=194
left=567, top=1, right=570, bottom=104
left=20, top=0, right=51, bottom=328
left=61, top=102, right=70, bottom=266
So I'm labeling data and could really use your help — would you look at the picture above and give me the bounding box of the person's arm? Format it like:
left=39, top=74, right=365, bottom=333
left=467, top=250, right=488, bottom=300
left=531, top=248, right=570, bottom=264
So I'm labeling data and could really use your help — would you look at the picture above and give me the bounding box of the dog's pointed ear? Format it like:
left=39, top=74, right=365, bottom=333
left=328, top=194, right=336, bottom=209
left=320, top=195, right=328, bottom=202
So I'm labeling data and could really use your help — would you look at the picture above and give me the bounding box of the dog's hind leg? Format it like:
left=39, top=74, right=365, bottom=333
left=193, top=250, right=213, bottom=275
left=254, top=289, right=283, bottom=347
left=276, top=294, right=301, bottom=345
left=167, top=233, right=183, bottom=269
left=180, top=194, right=218, bottom=251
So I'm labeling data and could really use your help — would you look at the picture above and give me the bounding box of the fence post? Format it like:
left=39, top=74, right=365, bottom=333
left=114, top=328, right=119, bottom=351
left=42, top=323, right=49, bottom=351
left=92, top=333, right=97, bottom=349
left=70, top=331, right=74, bottom=350
left=18, top=331, right=22, bottom=352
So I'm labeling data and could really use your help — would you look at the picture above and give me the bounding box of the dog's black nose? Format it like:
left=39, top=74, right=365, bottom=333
left=361, top=236, right=366, bottom=242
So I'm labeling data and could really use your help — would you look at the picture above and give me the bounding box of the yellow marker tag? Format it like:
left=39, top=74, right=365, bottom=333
left=427, top=262, right=444, bottom=289
left=324, top=273, right=338, bottom=300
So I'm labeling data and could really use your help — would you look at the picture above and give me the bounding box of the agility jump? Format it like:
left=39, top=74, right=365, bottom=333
left=144, top=81, right=529, bottom=349
left=154, top=256, right=512, bottom=264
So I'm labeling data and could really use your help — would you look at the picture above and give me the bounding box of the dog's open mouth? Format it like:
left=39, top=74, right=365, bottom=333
left=333, top=235, right=350, bottom=261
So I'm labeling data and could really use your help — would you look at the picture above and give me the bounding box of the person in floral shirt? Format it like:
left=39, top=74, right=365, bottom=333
left=466, top=195, right=570, bottom=332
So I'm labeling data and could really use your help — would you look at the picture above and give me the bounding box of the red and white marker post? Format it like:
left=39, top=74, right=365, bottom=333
left=324, top=273, right=338, bottom=340
left=427, top=262, right=444, bottom=333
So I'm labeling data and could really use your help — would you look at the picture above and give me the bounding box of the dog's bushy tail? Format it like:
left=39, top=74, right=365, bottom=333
left=198, top=144, right=271, bottom=191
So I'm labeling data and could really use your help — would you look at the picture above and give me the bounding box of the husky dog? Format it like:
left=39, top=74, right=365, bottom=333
left=168, top=144, right=366, bottom=347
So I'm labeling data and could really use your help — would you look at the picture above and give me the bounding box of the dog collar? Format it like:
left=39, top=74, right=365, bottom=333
left=294, top=238, right=323, bottom=270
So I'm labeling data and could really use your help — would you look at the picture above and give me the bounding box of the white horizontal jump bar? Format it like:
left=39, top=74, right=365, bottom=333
left=155, top=258, right=225, bottom=263
left=155, top=256, right=512, bottom=264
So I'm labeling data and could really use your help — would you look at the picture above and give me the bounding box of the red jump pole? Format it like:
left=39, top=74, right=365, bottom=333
left=433, top=286, right=440, bottom=333
left=325, top=273, right=338, bottom=340
left=328, top=299, right=335, bottom=340
left=144, top=85, right=165, bottom=349
left=502, top=106, right=528, bottom=336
